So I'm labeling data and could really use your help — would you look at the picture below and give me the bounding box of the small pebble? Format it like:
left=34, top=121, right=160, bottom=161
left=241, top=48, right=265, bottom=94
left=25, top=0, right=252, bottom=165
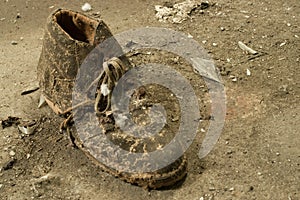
left=187, top=33, right=193, bottom=38
left=276, top=152, right=280, bottom=156
left=246, top=68, right=251, bottom=76
left=0, top=184, right=3, bottom=189
left=199, top=197, right=204, bottom=200
left=11, top=41, right=18, bottom=45
left=9, top=150, right=15, bottom=156
left=257, top=172, right=262, bottom=176
left=220, top=27, right=225, bottom=31
left=81, top=3, right=92, bottom=12
left=212, top=43, right=218, bottom=47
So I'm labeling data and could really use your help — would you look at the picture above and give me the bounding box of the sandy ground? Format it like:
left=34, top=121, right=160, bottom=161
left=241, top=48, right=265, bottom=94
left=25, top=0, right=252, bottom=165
left=0, top=0, right=299, bottom=199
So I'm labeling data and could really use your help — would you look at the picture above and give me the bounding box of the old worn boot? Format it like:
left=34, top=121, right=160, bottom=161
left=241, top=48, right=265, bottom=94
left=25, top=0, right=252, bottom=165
left=37, top=8, right=187, bottom=190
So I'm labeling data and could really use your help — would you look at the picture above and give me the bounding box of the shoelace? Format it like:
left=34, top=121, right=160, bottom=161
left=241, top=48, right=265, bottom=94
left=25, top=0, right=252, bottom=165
left=59, top=57, right=128, bottom=131
left=94, top=57, right=128, bottom=114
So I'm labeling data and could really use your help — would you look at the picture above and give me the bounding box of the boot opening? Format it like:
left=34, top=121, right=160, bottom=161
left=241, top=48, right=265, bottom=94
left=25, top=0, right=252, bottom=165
left=54, top=9, right=98, bottom=44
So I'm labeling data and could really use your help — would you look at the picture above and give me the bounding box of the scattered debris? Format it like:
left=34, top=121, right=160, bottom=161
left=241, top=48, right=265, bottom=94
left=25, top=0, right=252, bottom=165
left=226, top=150, right=233, bottom=155
left=90, top=11, right=101, bottom=19
left=11, top=41, right=18, bottom=45
left=229, top=75, right=237, bottom=82
left=18, top=120, right=38, bottom=136
left=16, top=12, right=21, bottom=19
left=38, top=94, right=46, bottom=108
left=279, top=41, right=286, bottom=47
left=155, top=5, right=173, bottom=22
left=209, top=187, right=216, bottom=191
left=1, top=158, right=16, bottom=171
left=187, top=33, right=193, bottom=38
left=81, top=3, right=92, bottom=12
left=155, top=0, right=211, bottom=24
left=279, top=84, right=288, bottom=92
left=21, top=86, right=39, bottom=95
left=1, top=116, right=20, bottom=129
left=238, top=41, right=258, bottom=55
left=33, top=173, right=55, bottom=184
left=31, top=173, right=58, bottom=195
left=278, top=57, right=286, bottom=61
left=246, top=68, right=251, bottom=76
left=33, top=173, right=58, bottom=186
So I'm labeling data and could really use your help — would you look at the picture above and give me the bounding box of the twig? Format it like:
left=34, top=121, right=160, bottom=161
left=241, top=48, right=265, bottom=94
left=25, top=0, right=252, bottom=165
left=238, top=41, right=258, bottom=55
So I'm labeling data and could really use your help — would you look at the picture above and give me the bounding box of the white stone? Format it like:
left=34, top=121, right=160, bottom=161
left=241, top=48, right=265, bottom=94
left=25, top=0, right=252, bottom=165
left=9, top=150, right=15, bottom=156
left=246, top=68, right=251, bottom=76
left=81, top=3, right=92, bottom=12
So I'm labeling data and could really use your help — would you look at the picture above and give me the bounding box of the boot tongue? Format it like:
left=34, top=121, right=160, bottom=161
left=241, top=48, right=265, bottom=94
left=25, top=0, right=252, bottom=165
left=54, top=9, right=98, bottom=44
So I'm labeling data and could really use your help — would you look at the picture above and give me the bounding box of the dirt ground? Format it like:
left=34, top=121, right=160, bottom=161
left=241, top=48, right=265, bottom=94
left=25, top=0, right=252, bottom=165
left=0, top=0, right=299, bottom=199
